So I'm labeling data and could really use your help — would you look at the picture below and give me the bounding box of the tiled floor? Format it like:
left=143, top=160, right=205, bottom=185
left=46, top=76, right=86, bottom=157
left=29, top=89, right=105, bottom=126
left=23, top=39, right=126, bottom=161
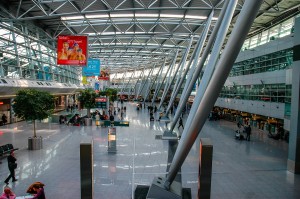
left=0, top=102, right=299, bottom=199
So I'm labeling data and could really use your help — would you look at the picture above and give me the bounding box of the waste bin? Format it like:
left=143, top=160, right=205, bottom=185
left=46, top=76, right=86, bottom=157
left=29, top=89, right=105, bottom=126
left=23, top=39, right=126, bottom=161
left=28, top=136, right=43, bottom=150
left=85, top=118, right=92, bottom=126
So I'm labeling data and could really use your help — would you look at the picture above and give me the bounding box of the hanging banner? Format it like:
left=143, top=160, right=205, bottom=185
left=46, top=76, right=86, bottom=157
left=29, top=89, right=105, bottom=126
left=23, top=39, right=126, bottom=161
left=98, top=67, right=110, bottom=81
left=82, top=76, right=88, bottom=85
left=82, top=59, right=100, bottom=76
left=57, top=35, right=88, bottom=66
left=94, top=82, right=100, bottom=91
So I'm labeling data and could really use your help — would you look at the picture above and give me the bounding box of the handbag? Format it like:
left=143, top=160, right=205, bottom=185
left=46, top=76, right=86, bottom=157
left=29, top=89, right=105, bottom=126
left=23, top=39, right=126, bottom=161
left=9, top=162, right=17, bottom=169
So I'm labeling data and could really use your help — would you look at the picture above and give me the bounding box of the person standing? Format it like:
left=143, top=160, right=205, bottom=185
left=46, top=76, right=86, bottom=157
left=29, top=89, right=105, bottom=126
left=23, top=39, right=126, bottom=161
left=2, top=114, right=7, bottom=125
left=0, top=187, right=16, bottom=199
left=245, top=125, right=251, bottom=141
left=95, top=113, right=100, bottom=126
left=178, top=117, right=184, bottom=129
left=4, top=151, right=18, bottom=185
left=109, top=114, right=114, bottom=122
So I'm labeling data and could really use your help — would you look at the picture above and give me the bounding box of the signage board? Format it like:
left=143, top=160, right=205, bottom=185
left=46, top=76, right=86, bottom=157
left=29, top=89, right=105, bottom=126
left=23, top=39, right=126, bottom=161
left=57, top=35, right=88, bottom=66
left=82, top=59, right=100, bottom=76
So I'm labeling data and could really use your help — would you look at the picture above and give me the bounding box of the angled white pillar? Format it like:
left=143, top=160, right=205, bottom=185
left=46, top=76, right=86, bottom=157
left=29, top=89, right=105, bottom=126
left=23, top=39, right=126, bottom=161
left=163, top=0, right=264, bottom=190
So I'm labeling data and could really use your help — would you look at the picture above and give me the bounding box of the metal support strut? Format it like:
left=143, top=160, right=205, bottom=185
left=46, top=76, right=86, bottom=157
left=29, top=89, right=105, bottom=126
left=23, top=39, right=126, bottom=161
left=164, top=0, right=264, bottom=191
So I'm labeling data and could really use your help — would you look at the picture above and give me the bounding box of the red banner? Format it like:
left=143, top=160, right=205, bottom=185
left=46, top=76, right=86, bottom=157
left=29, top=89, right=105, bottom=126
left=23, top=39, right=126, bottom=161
left=57, top=35, right=88, bottom=66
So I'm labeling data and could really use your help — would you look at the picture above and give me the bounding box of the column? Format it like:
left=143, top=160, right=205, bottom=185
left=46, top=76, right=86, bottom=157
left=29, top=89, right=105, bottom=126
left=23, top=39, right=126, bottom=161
left=287, top=17, right=300, bottom=174
left=80, top=138, right=94, bottom=199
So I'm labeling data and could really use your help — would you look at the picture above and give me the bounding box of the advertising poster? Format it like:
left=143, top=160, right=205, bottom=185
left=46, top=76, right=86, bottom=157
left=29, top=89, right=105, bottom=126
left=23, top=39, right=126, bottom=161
left=98, top=67, right=110, bottom=81
left=82, top=59, right=100, bottom=76
left=57, top=35, right=88, bottom=66
left=82, top=76, right=88, bottom=85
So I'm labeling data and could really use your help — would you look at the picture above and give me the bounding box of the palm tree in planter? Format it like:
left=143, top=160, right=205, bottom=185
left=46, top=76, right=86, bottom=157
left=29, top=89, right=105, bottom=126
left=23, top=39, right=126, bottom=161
left=78, top=88, right=97, bottom=125
left=12, top=89, right=55, bottom=150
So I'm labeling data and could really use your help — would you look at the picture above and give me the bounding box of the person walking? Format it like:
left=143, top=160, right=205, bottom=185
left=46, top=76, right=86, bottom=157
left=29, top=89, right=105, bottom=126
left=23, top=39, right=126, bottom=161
left=178, top=117, right=184, bottom=129
left=4, top=151, right=18, bottom=185
left=245, top=125, right=251, bottom=141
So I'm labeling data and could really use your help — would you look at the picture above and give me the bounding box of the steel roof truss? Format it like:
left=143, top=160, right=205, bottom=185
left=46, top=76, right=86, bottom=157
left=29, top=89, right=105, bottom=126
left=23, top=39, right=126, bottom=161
left=134, top=0, right=146, bottom=8
left=115, top=0, right=129, bottom=10
left=49, top=1, right=68, bottom=16
left=81, top=0, right=98, bottom=12
left=31, top=0, right=48, bottom=16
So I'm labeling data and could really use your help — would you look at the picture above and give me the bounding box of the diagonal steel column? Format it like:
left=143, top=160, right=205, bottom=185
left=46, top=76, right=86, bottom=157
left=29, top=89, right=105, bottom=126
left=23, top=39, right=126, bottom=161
left=169, top=38, right=193, bottom=102
left=116, top=72, right=126, bottom=90
left=165, top=38, right=193, bottom=114
left=168, top=0, right=237, bottom=134
left=136, top=65, right=155, bottom=99
left=166, top=10, right=214, bottom=120
left=158, top=51, right=183, bottom=109
left=142, top=67, right=156, bottom=102
left=182, top=0, right=238, bottom=137
left=132, top=68, right=145, bottom=97
left=144, top=62, right=165, bottom=102
left=164, top=0, right=264, bottom=189
left=120, top=72, right=127, bottom=93
left=134, top=66, right=146, bottom=99
left=123, top=70, right=135, bottom=95
left=157, top=50, right=179, bottom=110
left=151, top=58, right=167, bottom=106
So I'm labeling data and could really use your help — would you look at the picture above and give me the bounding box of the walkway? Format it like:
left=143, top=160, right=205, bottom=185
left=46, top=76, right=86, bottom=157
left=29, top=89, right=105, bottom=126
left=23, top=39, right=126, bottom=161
left=0, top=102, right=299, bottom=199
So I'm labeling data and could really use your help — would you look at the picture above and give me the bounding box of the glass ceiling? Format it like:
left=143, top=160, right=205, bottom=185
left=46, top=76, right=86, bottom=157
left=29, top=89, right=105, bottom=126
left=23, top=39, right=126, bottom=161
left=0, top=0, right=299, bottom=73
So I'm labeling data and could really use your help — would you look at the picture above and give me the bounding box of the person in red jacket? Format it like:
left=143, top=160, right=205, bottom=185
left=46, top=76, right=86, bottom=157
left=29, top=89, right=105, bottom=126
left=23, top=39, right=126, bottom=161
left=0, top=187, right=16, bottom=199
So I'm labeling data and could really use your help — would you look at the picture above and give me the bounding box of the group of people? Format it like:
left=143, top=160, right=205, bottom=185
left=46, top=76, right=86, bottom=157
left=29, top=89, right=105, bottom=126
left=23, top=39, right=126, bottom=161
left=2, top=151, right=46, bottom=199
left=58, top=42, right=86, bottom=61
left=66, top=104, right=77, bottom=113
left=236, top=121, right=252, bottom=141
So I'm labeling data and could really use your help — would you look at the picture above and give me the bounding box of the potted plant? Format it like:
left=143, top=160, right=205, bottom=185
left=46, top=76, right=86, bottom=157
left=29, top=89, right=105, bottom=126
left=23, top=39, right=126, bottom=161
left=12, top=89, right=55, bottom=150
left=78, top=88, right=97, bottom=125
left=106, top=88, right=118, bottom=103
left=105, top=88, right=118, bottom=113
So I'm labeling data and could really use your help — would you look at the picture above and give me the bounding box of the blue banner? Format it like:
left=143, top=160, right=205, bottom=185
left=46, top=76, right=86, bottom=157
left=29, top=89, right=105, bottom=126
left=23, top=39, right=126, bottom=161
left=94, top=82, right=100, bottom=90
left=82, top=59, right=100, bottom=76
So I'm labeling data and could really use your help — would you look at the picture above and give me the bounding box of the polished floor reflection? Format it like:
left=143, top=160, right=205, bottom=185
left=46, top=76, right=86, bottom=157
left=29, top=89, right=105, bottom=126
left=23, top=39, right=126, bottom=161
left=0, top=102, right=299, bottom=199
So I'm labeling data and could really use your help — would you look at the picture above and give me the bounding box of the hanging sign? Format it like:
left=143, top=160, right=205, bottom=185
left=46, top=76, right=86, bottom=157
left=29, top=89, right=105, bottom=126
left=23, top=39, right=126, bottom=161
left=57, top=35, right=88, bottom=66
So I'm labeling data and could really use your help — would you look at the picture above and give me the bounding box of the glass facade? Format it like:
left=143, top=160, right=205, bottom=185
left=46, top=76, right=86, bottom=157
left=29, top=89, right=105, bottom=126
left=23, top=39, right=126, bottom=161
left=242, top=16, right=295, bottom=50
left=0, top=22, right=81, bottom=84
left=230, top=49, right=293, bottom=77
left=220, top=83, right=290, bottom=103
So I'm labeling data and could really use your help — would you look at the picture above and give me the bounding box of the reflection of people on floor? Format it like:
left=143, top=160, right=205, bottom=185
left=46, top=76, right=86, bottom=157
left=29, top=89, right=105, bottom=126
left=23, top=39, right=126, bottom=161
left=178, top=117, right=184, bottom=129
